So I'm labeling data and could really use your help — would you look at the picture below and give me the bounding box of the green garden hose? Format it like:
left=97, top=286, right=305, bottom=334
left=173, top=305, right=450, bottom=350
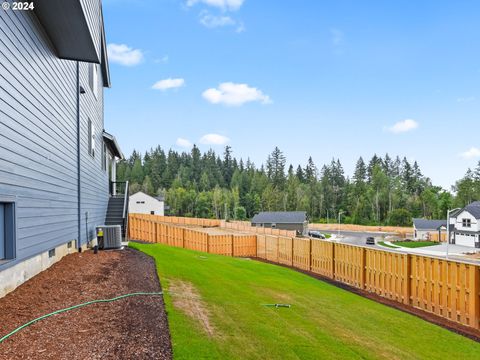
left=0, top=292, right=163, bottom=344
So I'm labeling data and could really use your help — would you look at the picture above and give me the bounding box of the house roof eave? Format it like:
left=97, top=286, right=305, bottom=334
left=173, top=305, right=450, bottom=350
left=103, top=131, right=123, bottom=160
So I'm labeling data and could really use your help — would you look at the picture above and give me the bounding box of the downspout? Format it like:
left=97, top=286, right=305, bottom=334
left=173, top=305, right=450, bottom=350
left=76, top=61, right=82, bottom=253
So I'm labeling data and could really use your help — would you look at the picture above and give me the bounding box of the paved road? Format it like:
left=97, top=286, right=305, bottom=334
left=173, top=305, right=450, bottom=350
left=318, top=230, right=397, bottom=247
left=311, top=229, right=480, bottom=264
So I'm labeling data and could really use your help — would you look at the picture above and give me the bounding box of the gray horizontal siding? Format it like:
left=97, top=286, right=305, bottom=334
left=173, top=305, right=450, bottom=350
left=78, top=59, right=109, bottom=244
left=0, top=6, right=110, bottom=270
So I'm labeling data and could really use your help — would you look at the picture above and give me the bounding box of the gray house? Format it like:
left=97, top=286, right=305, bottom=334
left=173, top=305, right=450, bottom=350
left=251, top=211, right=308, bottom=235
left=0, top=0, right=124, bottom=297
left=412, top=219, right=447, bottom=241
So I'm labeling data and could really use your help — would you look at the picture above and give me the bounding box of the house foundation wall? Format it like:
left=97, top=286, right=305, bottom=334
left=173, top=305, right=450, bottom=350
left=0, top=240, right=90, bottom=298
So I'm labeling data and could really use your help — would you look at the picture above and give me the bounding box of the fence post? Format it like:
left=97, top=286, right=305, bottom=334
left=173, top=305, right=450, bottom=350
left=406, top=253, right=412, bottom=306
left=182, top=228, right=185, bottom=249
left=231, top=235, right=234, bottom=256
left=469, top=265, right=479, bottom=329
left=149, top=220, right=152, bottom=242
left=207, top=234, right=211, bottom=254
left=276, top=236, right=279, bottom=262
left=360, top=247, right=366, bottom=289
left=264, top=235, right=267, bottom=259
left=332, top=242, right=336, bottom=279
left=291, top=237, right=294, bottom=267
left=308, top=238, right=312, bottom=271
left=129, top=215, right=133, bottom=239
left=151, top=221, right=155, bottom=242
left=147, top=220, right=151, bottom=242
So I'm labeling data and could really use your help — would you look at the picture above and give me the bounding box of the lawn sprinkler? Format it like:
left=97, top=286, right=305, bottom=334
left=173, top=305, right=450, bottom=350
left=262, top=304, right=291, bottom=308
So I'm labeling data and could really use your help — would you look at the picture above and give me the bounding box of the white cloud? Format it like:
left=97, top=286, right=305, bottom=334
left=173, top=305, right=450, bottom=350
left=200, top=12, right=235, bottom=28
left=460, top=147, right=480, bottom=159
left=198, top=10, right=244, bottom=32
left=387, top=119, right=419, bottom=134
left=457, top=96, right=475, bottom=103
left=176, top=138, right=193, bottom=148
left=154, top=55, right=169, bottom=64
left=199, top=133, right=230, bottom=145
left=107, top=43, right=144, bottom=66
left=330, top=28, right=344, bottom=46
left=202, top=82, right=272, bottom=106
left=236, top=21, right=246, bottom=33
left=152, top=78, right=185, bottom=91
left=187, top=0, right=244, bottom=11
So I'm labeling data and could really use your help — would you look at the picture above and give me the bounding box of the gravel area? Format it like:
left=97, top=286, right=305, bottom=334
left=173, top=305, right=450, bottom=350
left=0, top=248, right=172, bottom=359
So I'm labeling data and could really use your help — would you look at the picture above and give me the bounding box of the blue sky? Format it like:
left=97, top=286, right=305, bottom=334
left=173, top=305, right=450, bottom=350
left=103, top=0, right=480, bottom=190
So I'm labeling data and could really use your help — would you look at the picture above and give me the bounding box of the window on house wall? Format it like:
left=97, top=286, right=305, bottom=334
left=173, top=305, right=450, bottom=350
left=89, top=63, right=98, bottom=99
left=93, top=65, right=98, bottom=98
left=102, top=142, right=107, bottom=171
left=88, top=64, right=93, bottom=92
left=0, top=203, right=4, bottom=260
left=88, top=119, right=95, bottom=157
left=0, top=201, right=15, bottom=261
left=462, top=218, right=471, bottom=228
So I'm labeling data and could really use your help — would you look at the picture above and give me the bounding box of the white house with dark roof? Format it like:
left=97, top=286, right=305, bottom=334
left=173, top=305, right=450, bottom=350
left=251, top=211, right=308, bottom=236
left=449, top=201, right=480, bottom=248
left=413, top=219, right=447, bottom=241
left=129, top=192, right=165, bottom=216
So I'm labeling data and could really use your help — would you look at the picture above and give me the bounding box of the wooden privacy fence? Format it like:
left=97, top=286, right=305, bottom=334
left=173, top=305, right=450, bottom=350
left=309, top=223, right=413, bottom=238
left=426, top=231, right=447, bottom=242
left=130, top=214, right=296, bottom=237
left=129, top=214, right=480, bottom=330
left=222, top=220, right=297, bottom=237
left=256, top=236, right=480, bottom=330
left=131, top=213, right=222, bottom=227
left=129, top=214, right=257, bottom=257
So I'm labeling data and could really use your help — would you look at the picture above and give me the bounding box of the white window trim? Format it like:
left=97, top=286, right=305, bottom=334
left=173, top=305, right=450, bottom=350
left=88, top=119, right=95, bottom=158
left=102, top=142, right=108, bottom=171
left=0, top=195, right=16, bottom=262
left=92, top=64, right=98, bottom=99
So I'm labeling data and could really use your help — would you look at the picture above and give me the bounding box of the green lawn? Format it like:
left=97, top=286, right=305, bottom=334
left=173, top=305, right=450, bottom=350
left=393, top=241, right=440, bottom=248
left=130, top=243, right=480, bottom=360
left=378, top=241, right=399, bottom=248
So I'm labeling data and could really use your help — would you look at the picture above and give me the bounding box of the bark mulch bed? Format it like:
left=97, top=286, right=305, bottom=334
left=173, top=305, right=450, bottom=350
left=0, top=248, right=172, bottom=359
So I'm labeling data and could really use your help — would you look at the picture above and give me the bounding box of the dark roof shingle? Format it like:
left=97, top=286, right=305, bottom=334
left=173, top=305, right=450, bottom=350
left=464, top=201, right=480, bottom=219
left=413, top=218, right=447, bottom=231
left=251, top=211, right=307, bottom=224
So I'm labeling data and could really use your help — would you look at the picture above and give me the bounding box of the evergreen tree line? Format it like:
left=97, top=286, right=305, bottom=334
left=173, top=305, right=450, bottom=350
left=116, top=145, right=480, bottom=226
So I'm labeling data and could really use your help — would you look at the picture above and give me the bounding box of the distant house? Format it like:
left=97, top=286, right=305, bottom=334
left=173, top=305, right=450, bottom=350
left=251, top=211, right=308, bottom=235
left=0, top=1, right=124, bottom=297
left=449, top=201, right=480, bottom=248
left=129, top=192, right=165, bottom=216
left=413, top=219, right=447, bottom=241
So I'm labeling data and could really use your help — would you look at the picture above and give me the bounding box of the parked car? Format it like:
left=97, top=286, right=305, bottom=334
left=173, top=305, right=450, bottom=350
left=366, top=236, right=375, bottom=245
left=308, top=231, right=326, bottom=239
